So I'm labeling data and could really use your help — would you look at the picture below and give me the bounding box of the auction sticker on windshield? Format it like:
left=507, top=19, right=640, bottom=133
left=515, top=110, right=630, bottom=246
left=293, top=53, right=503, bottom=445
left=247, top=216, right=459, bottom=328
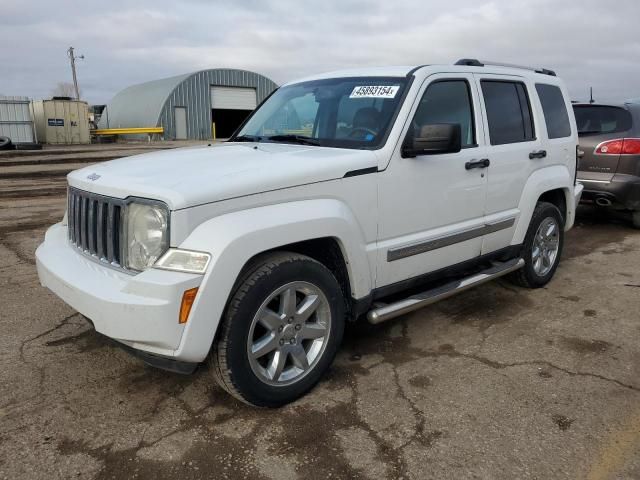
left=350, top=85, right=400, bottom=99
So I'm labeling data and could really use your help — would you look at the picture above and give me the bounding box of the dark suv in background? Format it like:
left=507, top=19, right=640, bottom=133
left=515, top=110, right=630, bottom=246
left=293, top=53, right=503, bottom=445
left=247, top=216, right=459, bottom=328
left=574, top=102, right=640, bottom=228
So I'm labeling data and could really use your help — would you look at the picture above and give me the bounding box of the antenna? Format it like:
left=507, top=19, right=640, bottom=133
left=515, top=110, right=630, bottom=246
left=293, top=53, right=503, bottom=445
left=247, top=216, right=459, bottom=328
left=589, top=87, right=594, bottom=104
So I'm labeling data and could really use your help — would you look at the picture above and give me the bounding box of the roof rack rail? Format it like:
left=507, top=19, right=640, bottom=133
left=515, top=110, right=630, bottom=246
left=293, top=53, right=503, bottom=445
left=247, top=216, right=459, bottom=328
left=454, top=58, right=556, bottom=76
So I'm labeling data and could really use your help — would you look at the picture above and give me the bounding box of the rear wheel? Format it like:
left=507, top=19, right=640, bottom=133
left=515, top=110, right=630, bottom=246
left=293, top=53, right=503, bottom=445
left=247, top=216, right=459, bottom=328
left=509, top=202, right=564, bottom=288
left=210, top=252, right=345, bottom=407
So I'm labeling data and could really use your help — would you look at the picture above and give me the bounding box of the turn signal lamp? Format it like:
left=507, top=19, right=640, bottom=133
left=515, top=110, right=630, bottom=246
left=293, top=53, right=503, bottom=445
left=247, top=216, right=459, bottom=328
left=179, top=288, right=199, bottom=324
left=155, top=249, right=211, bottom=274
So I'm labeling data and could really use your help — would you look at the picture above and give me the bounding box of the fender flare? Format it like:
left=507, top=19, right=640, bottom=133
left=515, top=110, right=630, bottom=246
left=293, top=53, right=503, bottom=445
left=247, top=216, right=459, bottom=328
left=173, top=199, right=372, bottom=362
left=512, top=165, right=575, bottom=245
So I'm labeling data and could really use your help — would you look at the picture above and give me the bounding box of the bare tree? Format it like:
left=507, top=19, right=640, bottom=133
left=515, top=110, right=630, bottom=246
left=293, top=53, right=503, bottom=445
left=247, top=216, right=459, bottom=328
left=51, top=82, right=80, bottom=98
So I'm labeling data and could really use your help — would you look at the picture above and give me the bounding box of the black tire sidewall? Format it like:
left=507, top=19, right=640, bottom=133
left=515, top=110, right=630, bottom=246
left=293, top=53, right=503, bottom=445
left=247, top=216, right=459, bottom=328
left=521, top=203, right=565, bottom=287
left=222, top=256, right=345, bottom=407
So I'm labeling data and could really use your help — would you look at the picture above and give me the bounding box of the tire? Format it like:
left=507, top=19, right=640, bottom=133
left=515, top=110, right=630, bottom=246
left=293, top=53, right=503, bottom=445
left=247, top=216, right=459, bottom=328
left=0, top=136, right=12, bottom=150
left=632, top=211, right=640, bottom=229
left=508, top=202, right=564, bottom=288
left=210, top=252, right=345, bottom=407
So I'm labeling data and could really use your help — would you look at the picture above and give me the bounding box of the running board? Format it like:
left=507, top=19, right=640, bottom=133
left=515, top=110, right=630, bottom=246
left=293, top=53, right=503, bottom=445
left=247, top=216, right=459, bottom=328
left=367, top=258, right=525, bottom=325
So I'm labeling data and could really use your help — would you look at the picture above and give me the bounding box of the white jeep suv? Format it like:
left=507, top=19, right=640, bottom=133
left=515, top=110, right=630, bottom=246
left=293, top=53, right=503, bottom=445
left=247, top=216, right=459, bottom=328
left=36, top=59, right=583, bottom=406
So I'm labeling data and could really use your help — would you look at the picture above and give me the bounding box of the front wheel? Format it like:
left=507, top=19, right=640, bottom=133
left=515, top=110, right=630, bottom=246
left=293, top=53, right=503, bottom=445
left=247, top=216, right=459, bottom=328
left=210, top=252, right=345, bottom=407
left=509, top=202, right=564, bottom=288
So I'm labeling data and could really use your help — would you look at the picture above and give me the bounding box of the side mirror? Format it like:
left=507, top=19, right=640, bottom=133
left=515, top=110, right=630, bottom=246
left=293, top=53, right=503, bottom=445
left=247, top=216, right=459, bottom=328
left=402, top=123, right=462, bottom=157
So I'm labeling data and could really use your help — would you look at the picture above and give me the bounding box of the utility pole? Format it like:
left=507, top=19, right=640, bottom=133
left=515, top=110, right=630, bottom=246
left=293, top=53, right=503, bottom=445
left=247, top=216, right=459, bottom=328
left=67, top=46, right=84, bottom=100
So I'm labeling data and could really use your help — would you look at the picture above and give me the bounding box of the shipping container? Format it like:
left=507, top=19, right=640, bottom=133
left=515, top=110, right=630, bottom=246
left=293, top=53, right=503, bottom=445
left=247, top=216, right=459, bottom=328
left=32, top=99, right=90, bottom=144
left=0, top=96, right=36, bottom=143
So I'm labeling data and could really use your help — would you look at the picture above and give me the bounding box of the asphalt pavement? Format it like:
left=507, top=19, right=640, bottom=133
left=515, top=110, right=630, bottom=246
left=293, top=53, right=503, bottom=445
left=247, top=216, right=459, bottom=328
left=0, top=156, right=638, bottom=479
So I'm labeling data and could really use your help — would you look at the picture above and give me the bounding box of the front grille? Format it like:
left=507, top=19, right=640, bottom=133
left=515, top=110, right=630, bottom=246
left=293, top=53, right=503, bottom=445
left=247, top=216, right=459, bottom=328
left=68, top=187, right=124, bottom=267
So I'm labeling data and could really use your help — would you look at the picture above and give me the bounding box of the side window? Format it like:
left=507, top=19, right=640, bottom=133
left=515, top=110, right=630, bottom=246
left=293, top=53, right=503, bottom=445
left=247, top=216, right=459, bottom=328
left=535, top=84, right=571, bottom=139
left=412, top=80, right=475, bottom=147
left=481, top=81, right=535, bottom=145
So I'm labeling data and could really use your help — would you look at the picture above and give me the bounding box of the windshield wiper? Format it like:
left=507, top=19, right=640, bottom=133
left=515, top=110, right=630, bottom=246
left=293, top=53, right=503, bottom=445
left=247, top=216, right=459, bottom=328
left=231, top=134, right=262, bottom=142
left=266, top=135, right=321, bottom=146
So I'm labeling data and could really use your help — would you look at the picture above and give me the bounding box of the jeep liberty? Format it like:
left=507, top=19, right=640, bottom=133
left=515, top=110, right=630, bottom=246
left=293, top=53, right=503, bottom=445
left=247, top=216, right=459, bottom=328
left=36, top=59, right=584, bottom=406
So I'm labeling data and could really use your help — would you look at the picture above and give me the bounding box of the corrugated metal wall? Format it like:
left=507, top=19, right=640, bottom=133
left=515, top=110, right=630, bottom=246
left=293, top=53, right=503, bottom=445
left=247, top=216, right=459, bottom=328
left=158, top=69, right=277, bottom=140
left=0, top=96, right=36, bottom=143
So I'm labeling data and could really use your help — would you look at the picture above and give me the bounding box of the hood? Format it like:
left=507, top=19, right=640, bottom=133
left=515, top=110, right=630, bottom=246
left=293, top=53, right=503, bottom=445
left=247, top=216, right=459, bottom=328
left=67, top=143, right=377, bottom=209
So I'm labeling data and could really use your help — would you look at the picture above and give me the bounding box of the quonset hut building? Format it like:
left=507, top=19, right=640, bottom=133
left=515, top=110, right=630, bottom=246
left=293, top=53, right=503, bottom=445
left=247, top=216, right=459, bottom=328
left=99, top=69, right=278, bottom=140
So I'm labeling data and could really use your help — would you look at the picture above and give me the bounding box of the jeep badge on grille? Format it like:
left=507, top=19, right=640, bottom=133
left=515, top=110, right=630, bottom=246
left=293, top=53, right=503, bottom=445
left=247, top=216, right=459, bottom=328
left=87, top=173, right=101, bottom=181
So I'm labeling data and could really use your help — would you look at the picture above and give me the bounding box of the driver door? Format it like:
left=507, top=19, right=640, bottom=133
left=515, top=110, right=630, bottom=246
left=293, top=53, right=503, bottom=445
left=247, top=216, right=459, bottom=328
left=376, top=73, right=489, bottom=288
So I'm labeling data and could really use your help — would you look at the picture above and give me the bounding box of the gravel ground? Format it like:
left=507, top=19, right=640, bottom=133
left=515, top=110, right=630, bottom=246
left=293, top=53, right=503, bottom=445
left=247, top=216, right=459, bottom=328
left=0, top=170, right=639, bottom=479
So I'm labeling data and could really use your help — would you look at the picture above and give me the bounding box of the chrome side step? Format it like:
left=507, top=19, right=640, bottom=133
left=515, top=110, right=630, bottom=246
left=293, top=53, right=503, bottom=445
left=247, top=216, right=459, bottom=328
left=367, top=258, right=525, bottom=325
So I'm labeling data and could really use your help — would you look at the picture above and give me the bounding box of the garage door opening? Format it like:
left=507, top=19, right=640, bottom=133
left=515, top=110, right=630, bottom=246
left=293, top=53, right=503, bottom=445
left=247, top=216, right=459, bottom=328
left=212, top=109, right=252, bottom=138
left=211, top=86, right=257, bottom=139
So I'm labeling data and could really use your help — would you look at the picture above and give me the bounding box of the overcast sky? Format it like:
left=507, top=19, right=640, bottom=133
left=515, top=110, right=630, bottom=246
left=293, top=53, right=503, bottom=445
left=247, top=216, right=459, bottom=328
left=1, top=0, right=638, bottom=105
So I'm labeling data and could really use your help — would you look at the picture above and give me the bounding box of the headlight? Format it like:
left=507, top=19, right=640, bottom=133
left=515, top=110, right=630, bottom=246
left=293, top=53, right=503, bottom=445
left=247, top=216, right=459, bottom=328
left=154, top=249, right=211, bottom=274
left=123, top=200, right=169, bottom=271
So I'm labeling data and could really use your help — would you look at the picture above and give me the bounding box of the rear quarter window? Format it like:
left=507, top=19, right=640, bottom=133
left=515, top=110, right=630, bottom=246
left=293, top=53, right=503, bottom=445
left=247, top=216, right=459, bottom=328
left=573, top=105, right=632, bottom=135
left=535, top=84, right=571, bottom=139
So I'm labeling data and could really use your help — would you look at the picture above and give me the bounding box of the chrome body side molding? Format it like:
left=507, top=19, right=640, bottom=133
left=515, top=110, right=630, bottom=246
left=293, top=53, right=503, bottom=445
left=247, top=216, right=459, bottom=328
left=387, top=218, right=515, bottom=262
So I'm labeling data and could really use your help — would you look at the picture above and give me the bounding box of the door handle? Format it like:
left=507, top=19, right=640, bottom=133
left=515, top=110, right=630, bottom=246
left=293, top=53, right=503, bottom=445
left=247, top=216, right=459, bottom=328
left=529, top=150, right=547, bottom=159
left=465, top=158, right=490, bottom=170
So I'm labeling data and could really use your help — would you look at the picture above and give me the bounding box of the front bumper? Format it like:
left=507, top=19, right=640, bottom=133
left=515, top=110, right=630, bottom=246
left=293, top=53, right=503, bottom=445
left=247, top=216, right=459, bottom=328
left=113, top=338, right=199, bottom=374
left=36, top=223, right=202, bottom=359
left=577, top=174, right=640, bottom=210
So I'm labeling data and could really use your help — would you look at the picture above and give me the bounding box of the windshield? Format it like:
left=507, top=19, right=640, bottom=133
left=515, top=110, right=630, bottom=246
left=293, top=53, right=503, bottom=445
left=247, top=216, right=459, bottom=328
left=232, top=76, right=408, bottom=149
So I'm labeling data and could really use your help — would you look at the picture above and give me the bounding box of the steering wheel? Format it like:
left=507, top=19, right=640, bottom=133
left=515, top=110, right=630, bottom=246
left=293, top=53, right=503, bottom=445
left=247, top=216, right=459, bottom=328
left=348, top=127, right=377, bottom=139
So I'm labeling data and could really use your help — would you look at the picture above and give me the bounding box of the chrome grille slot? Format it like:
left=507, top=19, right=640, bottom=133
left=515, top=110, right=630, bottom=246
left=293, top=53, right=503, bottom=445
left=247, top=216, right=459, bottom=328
left=68, top=188, right=124, bottom=267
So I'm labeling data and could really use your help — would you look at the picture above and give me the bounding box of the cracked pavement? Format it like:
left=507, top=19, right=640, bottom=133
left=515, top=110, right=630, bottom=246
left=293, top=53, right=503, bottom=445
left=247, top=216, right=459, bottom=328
left=1, top=190, right=639, bottom=479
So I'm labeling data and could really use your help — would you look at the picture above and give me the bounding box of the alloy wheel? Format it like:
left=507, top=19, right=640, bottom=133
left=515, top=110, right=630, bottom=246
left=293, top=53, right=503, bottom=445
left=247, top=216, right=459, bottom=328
left=246, top=281, right=331, bottom=386
left=532, top=217, right=560, bottom=277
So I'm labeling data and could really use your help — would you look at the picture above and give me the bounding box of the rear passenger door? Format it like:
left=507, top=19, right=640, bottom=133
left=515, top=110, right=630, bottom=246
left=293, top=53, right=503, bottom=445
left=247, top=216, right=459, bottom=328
left=474, top=74, right=544, bottom=254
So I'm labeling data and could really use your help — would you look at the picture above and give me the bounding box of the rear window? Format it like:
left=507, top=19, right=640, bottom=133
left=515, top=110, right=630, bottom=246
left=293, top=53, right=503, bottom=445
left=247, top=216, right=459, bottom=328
left=573, top=105, right=632, bottom=135
left=535, top=84, right=571, bottom=139
left=481, top=80, right=535, bottom=145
